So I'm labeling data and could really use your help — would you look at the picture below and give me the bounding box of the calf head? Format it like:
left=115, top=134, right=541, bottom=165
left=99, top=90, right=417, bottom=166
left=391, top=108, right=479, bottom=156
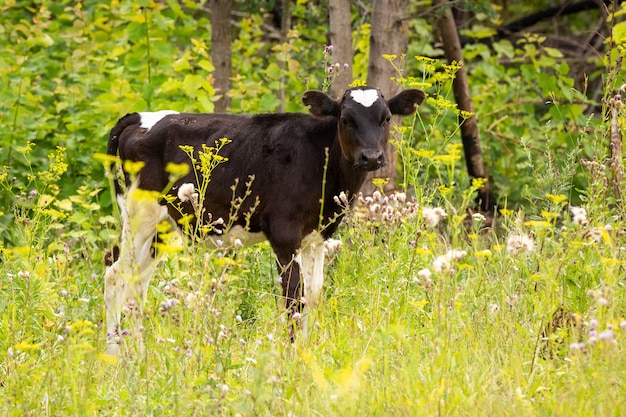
left=303, top=87, right=425, bottom=171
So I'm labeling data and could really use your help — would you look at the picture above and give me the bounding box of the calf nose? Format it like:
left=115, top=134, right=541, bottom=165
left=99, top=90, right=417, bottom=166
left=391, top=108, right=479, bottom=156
left=359, top=149, right=385, bottom=171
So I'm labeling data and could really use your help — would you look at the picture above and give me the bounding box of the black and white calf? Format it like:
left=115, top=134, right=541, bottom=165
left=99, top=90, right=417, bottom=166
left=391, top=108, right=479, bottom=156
left=104, top=87, right=425, bottom=353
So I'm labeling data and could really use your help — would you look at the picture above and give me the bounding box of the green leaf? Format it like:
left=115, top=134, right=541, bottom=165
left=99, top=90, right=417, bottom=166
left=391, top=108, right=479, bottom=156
left=493, top=40, right=514, bottom=59
left=183, top=74, right=203, bottom=98
left=197, top=59, right=215, bottom=72
left=266, top=63, right=283, bottom=81
left=613, top=21, right=626, bottom=44
left=173, top=57, right=191, bottom=72
left=259, top=93, right=280, bottom=111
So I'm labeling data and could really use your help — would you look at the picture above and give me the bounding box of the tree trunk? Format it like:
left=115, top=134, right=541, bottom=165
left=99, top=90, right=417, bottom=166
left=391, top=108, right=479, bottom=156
left=434, top=0, right=495, bottom=214
left=362, top=0, right=409, bottom=196
left=277, top=0, right=292, bottom=112
left=329, top=0, right=353, bottom=98
left=209, top=0, right=232, bottom=112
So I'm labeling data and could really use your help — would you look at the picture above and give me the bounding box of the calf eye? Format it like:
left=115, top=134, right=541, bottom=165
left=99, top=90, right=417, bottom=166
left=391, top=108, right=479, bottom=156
left=382, top=115, right=391, bottom=125
left=340, top=118, right=349, bottom=126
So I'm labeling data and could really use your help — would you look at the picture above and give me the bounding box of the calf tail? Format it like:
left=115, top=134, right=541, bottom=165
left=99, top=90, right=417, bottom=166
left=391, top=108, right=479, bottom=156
left=107, top=113, right=141, bottom=196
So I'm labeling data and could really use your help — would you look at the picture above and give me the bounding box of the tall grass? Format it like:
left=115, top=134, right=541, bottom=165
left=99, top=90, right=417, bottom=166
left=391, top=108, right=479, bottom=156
left=2, top=81, right=626, bottom=416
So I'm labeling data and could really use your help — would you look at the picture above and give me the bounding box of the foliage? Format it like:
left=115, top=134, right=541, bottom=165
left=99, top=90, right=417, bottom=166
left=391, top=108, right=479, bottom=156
left=2, top=1, right=626, bottom=415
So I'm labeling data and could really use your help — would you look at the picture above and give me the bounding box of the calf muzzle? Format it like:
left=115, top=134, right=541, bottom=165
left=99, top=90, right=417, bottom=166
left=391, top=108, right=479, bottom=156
left=357, top=149, right=385, bottom=171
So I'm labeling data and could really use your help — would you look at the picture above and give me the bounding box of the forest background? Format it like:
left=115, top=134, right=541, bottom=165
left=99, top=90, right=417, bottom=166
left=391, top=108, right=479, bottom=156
left=2, top=0, right=626, bottom=415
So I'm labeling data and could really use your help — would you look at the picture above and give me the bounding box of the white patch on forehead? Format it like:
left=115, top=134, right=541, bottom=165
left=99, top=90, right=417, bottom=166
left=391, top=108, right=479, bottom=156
left=139, top=110, right=179, bottom=131
left=349, top=89, right=379, bottom=108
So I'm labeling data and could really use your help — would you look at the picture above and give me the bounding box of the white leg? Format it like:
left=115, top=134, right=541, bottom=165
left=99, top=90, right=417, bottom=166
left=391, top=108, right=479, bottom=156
left=296, top=231, right=326, bottom=308
left=105, top=190, right=170, bottom=354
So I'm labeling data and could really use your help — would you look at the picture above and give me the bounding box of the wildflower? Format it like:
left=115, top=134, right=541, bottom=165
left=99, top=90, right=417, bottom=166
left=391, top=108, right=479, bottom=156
left=159, top=298, right=178, bottom=313
left=431, top=256, right=450, bottom=273
left=333, top=191, right=350, bottom=206
left=324, top=238, right=342, bottom=256
left=422, top=207, right=447, bottom=227
left=569, top=206, right=588, bottom=226
left=569, top=342, right=585, bottom=350
left=472, top=212, right=486, bottom=223
left=489, top=303, right=500, bottom=314
left=177, top=182, right=198, bottom=204
left=325, top=45, right=333, bottom=52
left=417, top=268, right=432, bottom=281
left=432, top=249, right=466, bottom=273
left=218, top=325, right=228, bottom=340
left=233, top=238, right=243, bottom=249
left=413, top=268, right=433, bottom=288
left=506, top=233, right=535, bottom=255
left=598, top=329, right=615, bottom=342
left=583, top=227, right=602, bottom=242
left=343, top=63, right=349, bottom=69
left=394, top=192, right=406, bottom=204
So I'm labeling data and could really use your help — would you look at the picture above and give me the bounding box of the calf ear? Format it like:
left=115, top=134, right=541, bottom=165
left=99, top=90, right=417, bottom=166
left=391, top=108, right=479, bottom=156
left=302, top=90, right=341, bottom=117
left=387, top=89, right=426, bottom=116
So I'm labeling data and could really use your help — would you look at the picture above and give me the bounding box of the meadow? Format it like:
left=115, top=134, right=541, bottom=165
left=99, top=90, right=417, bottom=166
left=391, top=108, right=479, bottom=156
left=2, top=1, right=626, bottom=416
left=2, top=107, right=626, bottom=416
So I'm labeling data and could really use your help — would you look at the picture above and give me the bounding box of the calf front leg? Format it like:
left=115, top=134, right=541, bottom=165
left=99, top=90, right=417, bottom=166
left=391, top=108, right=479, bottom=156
left=268, top=226, right=304, bottom=340
left=296, top=231, right=326, bottom=309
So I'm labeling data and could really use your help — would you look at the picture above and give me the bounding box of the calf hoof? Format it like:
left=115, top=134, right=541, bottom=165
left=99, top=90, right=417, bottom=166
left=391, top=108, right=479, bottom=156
left=106, top=342, right=121, bottom=356
left=106, top=334, right=122, bottom=356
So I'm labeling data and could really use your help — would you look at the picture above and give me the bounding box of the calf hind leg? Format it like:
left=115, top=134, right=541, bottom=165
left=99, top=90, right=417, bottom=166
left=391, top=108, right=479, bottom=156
left=104, top=192, right=170, bottom=355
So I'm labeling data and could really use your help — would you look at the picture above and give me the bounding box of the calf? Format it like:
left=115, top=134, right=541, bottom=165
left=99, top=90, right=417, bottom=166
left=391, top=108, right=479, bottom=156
left=104, top=87, right=425, bottom=353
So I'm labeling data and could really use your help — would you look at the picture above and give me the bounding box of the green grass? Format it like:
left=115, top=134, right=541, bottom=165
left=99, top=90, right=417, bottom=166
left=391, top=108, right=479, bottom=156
left=1, top=188, right=626, bottom=416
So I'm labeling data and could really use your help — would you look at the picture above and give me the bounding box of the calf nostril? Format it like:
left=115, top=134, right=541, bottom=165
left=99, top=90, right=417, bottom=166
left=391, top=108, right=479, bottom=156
left=359, top=150, right=384, bottom=170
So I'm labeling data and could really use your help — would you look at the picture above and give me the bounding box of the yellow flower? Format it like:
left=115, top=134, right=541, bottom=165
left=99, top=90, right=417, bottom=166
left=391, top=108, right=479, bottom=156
left=14, top=341, right=42, bottom=351
left=471, top=177, right=487, bottom=190
left=411, top=148, right=435, bottom=158
left=415, top=56, right=436, bottom=63
left=499, top=208, right=513, bottom=217
left=541, top=210, right=559, bottom=222
left=349, top=79, right=367, bottom=87
left=523, top=220, right=551, bottom=228
left=123, top=160, right=145, bottom=175
left=545, top=193, right=567, bottom=205
left=165, top=162, right=190, bottom=177
left=371, top=178, right=389, bottom=188
left=415, top=247, right=433, bottom=256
